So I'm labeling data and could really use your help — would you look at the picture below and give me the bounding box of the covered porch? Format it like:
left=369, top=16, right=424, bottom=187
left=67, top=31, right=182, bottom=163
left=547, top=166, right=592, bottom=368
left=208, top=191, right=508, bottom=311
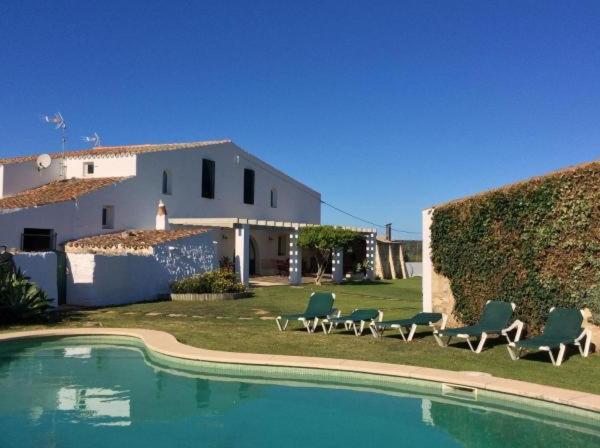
left=169, top=218, right=377, bottom=288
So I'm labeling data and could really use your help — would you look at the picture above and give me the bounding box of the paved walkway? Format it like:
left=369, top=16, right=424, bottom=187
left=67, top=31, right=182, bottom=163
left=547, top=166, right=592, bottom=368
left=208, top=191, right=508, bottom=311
left=249, top=275, right=318, bottom=287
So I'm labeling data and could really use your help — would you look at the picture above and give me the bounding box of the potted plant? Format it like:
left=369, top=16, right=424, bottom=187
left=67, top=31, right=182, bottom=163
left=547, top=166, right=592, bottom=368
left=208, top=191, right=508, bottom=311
left=351, top=260, right=373, bottom=281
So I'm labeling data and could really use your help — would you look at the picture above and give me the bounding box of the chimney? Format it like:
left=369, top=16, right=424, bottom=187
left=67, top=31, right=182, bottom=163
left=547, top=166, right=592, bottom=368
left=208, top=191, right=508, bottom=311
left=385, top=223, right=392, bottom=241
left=156, top=200, right=169, bottom=230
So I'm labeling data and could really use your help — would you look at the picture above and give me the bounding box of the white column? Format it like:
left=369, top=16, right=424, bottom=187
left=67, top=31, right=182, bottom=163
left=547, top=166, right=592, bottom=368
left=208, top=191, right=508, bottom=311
left=235, top=224, right=250, bottom=288
left=422, top=208, right=433, bottom=312
left=288, top=227, right=302, bottom=285
left=365, top=232, right=377, bottom=280
left=332, top=249, right=344, bottom=283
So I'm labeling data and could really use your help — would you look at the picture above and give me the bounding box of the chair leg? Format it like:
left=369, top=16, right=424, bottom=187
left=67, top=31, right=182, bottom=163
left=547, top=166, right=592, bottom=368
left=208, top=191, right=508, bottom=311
left=507, top=344, right=521, bottom=361
left=475, top=333, right=488, bottom=354
left=583, top=332, right=591, bottom=357
left=369, top=323, right=380, bottom=338
left=407, top=324, right=418, bottom=342
left=276, top=318, right=283, bottom=332
left=555, top=344, right=566, bottom=367
left=397, top=326, right=407, bottom=342
left=465, top=338, right=475, bottom=352
left=433, top=332, right=447, bottom=347
left=312, top=318, right=320, bottom=333
left=301, top=319, right=312, bottom=333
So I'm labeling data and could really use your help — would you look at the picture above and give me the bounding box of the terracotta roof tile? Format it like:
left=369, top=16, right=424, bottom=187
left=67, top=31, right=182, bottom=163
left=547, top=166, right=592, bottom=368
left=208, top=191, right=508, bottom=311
left=0, top=140, right=231, bottom=165
left=0, top=177, right=128, bottom=209
left=65, top=228, right=212, bottom=252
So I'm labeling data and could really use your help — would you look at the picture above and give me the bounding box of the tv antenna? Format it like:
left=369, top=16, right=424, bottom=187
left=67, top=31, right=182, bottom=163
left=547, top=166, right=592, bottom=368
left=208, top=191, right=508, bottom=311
left=82, top=132, right=101, bottom=148
left=42, top=112, right=67, bottom=178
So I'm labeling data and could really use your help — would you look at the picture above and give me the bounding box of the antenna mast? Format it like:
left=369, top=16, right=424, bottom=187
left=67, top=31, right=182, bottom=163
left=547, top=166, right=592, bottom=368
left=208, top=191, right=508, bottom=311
left=42, top=112, right=67, bottom=179
left=82, top=132, right=101, bottom=147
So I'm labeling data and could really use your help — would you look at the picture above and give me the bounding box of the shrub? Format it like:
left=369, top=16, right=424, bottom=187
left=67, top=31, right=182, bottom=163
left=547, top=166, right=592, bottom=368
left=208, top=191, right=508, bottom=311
left=431, top=161, right=600, bottom=331
left=0, top=269, right=51, bottom=323
left=170, top=269, right=246, bottom=294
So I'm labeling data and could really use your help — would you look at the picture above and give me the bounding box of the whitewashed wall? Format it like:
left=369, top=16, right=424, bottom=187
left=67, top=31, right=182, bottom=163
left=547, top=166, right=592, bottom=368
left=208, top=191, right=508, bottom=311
left=66, top=231, right=218, bottom=306
left=0, top=142, right=321, bottom=251
left=13, top=252, right=58, bottom=307
left=64, top=155, right=137, bottom=179
left=135, top=142, right=321, bottom=224
left=0, top=159, right=62, bottom=198
left=405, top=262, right=423, bottom=278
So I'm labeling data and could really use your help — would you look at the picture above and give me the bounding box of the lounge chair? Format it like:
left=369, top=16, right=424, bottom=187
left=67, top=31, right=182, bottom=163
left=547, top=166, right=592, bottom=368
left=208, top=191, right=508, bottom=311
left=275, top=292, right=336, bottom=333
left=433, top=300, right=523, bottom=353
left=369, top=312, right=448, bottom=341
left=321, top=308, right=383, bottom=336
left=507, top=307, right=592, bottom=367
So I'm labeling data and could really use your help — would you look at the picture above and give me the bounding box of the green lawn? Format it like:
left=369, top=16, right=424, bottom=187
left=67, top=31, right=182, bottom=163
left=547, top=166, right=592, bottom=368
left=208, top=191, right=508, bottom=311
left=2, top=278, right=599, bottom=394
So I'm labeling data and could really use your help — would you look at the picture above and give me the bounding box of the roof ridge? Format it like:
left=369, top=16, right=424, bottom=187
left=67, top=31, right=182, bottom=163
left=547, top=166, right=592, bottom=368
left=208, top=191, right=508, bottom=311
left=0, top=139, right=232, bottom=165
left=0, top=176, right=130, bottom=210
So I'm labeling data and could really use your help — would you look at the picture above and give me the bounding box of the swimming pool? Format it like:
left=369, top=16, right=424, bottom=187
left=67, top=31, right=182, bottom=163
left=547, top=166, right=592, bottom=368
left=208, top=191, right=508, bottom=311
left=0, top=336, right=598, bottom=448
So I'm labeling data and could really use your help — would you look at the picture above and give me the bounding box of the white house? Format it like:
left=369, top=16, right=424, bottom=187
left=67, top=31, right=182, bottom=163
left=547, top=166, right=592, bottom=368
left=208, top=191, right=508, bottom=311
left=0, top=140, right=376, bottom=305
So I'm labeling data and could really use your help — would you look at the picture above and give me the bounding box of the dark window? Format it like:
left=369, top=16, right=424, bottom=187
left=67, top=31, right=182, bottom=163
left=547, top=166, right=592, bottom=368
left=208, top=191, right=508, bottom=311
left=22, top=228, right=55, bottom=252
left=84, top=162, right=94, bottom=176
left=243, top=169, right=255, bottom=205
left=162, top=170, right=171, bottom=195
left=277, top=235, right=287, bottom=256
left=102, top=206, right=115, bottom=229
left=202, top=159, right=215, bottom=199
left=270, top=188, right=277, bottom=208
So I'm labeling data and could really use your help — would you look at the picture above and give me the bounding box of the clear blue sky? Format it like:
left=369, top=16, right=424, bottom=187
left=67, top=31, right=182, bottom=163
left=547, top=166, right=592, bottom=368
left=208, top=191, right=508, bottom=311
left=1, top=1, right=599, bottom=239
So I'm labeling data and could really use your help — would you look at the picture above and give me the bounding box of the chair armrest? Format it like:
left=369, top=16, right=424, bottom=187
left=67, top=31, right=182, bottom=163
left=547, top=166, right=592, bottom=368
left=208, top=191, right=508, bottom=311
left=502, top=319, right=524, bottom=343
left=502, top=319, right=523, bottom=333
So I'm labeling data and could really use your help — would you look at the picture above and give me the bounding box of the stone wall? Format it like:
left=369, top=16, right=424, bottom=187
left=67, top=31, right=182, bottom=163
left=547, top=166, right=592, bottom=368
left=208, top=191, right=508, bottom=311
left=431, top=269, right=460, bottom=326
left=375, top=239, right=406, bottom=280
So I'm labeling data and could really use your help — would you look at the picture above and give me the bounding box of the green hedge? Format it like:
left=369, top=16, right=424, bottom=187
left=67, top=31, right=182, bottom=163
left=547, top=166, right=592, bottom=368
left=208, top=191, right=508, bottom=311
left=430, top=161, right=600, bottom=331
left=170, top=269, right=246, bottom=294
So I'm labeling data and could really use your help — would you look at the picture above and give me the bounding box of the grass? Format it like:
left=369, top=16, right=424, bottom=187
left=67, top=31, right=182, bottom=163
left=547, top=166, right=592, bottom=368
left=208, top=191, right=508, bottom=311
left=2, top=278, right=599, bottom=394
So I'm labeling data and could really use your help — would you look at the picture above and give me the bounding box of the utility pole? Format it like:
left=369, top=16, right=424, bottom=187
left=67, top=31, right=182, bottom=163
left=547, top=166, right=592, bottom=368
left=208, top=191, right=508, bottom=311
left=385, top=223, right=392, bottom=241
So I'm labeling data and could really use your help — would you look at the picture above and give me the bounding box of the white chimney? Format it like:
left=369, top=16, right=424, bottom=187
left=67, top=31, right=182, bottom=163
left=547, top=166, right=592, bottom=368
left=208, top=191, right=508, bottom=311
left=156, top=200, right=169, bottom=230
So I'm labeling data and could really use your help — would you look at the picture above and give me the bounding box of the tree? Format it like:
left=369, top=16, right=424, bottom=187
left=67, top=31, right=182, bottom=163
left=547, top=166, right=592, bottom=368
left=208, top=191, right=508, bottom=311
left=297, top=226, right=359, bottom=285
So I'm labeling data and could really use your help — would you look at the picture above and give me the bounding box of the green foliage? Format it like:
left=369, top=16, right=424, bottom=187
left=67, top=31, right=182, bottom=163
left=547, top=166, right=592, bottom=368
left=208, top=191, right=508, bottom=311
left=171, top=269, right=246, bottom=294
left=0, top=269, right=51, bottom=323
left=298, top=226, right=359, bottom=252
left=298, top=226, right=359, bottom=284
left=431, top=162, right=600, bottom=331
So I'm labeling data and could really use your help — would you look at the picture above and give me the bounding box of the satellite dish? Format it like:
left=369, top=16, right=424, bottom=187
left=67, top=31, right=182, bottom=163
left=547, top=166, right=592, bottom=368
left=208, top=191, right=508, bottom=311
left=36, top=154, right=52, bottom=170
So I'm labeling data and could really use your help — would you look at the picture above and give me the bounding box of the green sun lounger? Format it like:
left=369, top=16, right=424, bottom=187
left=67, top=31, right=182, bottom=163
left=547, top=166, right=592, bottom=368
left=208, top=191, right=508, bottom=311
left=322, top=308, right=383, bottom=336
left=369, top=312, right=448, bottom=341
left=433, top=300, right=523, bottom=353
left=507, top=307, right=592, bottom=366
left=275, top=292, right=336, bottom=333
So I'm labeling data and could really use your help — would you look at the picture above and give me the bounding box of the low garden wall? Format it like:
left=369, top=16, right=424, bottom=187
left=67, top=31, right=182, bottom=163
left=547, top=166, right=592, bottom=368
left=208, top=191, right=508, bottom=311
left=426, top=161, right=599, bottom=336
left=13, top=252, right=58, bottom=307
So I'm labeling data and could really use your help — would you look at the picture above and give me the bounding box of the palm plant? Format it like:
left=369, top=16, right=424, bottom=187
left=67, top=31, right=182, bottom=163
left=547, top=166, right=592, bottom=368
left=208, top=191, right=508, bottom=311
left=0, top=269, right=51, bottom=323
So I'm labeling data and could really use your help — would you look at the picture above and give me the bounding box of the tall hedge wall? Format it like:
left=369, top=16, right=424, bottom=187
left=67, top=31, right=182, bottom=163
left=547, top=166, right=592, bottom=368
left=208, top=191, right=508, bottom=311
left=430, top=161, right=600, bottom=331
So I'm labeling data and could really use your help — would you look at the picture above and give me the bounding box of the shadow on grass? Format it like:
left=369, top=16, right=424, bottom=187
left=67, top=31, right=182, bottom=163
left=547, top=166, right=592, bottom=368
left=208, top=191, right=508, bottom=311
left=340, top=280, right=392, bottom=287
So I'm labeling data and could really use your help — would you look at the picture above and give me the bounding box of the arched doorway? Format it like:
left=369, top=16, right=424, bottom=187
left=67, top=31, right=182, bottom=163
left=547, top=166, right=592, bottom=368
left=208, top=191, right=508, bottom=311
left=249, top=237, right=259, bottom=275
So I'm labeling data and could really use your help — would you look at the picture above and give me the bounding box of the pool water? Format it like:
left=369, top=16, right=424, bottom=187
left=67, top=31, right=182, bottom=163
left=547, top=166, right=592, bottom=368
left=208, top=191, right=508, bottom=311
left=0, top=338, right=598, bottom=448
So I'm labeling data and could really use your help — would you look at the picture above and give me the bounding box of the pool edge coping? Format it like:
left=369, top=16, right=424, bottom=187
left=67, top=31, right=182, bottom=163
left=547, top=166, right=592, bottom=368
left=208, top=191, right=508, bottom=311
left=1, top=327, right=598, bottom=413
